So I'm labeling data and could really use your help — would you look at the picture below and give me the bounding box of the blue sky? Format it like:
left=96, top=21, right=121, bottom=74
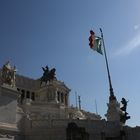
left=1, top=0, right=140, bottom=126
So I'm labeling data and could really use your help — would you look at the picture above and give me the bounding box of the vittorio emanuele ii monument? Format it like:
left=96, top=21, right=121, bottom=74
left=0, top=61, right=139, bottom=140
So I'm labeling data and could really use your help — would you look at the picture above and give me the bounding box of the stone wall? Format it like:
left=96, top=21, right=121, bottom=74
left=19, top=118, right=122, bottom=140
left=21, top=119, right=140, bottom=140
left=0, top=85, right=18, bottom=123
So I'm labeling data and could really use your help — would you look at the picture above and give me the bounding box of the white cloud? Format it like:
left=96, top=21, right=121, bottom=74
left=134, top=25, right=139, bottom=30
left=113, top=33, right=140, bottom=56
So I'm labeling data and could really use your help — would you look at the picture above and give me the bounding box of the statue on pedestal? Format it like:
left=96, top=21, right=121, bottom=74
left=120, top=98, right=128, bottom=112
left=120, top=97, right=130, bottom=124
left=40, top=65, right=56, bottom=86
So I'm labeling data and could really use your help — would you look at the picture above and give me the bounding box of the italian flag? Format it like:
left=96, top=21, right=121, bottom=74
left=89, top=30, right=103, bottom=55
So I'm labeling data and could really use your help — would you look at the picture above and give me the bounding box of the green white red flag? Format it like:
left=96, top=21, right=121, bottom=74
left=89, top=30, right=103, bottom=55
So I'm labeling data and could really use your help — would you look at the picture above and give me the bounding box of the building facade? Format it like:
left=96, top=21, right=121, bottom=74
left=0, top=62, right=139, bottom=140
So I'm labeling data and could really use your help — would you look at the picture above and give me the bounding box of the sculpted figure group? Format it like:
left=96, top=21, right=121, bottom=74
left=0, top=63, right=56, bottom=87
left=1, top=61, right=17, bottom=87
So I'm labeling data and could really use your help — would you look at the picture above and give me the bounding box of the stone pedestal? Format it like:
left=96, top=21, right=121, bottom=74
left=0, top=85, right=19, bottom=123
left=105, top=95, right=120, bottom=122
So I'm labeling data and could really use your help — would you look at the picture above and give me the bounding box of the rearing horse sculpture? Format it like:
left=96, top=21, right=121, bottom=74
left=40, top=66, right=56, bottom=87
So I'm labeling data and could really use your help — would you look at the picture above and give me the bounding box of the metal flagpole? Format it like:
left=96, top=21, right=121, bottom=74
left=100, top=28, right=116, bottom=101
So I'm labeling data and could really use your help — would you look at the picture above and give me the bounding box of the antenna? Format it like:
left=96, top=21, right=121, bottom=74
left=95, top=100, right=98, bottom=114
left=78, top=95, right=81, bottom=110
left=75, top=92, right=78, bottom=108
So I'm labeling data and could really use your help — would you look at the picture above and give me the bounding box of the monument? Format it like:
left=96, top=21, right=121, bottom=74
left=0, top=62, right=138, bottom=140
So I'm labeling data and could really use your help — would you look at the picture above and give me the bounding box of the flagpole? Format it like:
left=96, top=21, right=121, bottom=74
left=100, top=28, right=116, bottom=101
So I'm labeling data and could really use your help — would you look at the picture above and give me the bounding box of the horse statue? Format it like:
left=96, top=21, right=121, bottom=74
left=40, top=66, right=56, bottom=87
